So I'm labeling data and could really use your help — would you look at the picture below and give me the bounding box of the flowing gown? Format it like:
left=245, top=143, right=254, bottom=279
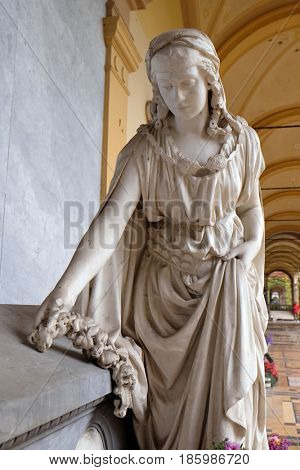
left=77, top=117, right=269, bottom=450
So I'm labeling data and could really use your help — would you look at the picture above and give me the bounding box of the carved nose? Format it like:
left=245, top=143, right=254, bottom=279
left=174, top=86, right=186, bottom=103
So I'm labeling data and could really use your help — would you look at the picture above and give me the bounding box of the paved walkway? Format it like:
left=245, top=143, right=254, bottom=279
left=270, top=310, right=297, bottom=322
left=265, top=322, right=300, bottom=449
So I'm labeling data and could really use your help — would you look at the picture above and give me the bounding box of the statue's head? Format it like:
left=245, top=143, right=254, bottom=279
left=150, top=45, right=213, bottom=124
left=145, top=29, right=243, bottom=136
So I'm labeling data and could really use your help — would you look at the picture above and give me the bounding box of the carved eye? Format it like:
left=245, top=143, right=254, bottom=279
left=182, top=79, right=196, bottom=87
left=163, top=84, right=173, bottom=90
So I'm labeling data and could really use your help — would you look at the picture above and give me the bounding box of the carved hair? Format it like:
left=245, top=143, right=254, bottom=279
left=145, top=29, right=243, bottom=137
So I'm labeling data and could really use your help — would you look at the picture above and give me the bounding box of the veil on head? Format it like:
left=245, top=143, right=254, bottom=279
left=145, top=28, right=244, bottom=137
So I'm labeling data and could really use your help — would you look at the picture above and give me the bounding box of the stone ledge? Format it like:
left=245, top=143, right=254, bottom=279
left=0, top=396, right=106, bottom=449
left=0, top=305, right=112, bottom=444
left=266, top=320, right=300, bottom=344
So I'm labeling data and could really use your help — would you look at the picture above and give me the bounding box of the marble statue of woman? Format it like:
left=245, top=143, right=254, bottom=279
left=31, top=29, right=269, bottom=450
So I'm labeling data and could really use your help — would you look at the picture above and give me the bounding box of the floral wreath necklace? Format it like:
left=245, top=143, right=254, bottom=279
left=163, top=116, right=233, bottom=173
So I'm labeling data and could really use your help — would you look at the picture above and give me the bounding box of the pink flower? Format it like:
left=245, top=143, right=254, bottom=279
left=268, top=433, right=290, bottom=450
left=210, top=438, right=242, bottom=450
left=224, top=440, right=241, bottom=450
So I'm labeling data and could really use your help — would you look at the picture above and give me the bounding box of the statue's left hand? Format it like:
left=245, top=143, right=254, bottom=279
left=33, top=287, right=77, bottom=330
left=221, top=240, right=260, bottom=271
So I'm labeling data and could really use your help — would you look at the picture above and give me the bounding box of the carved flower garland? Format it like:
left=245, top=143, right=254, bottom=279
left=28, top=299, right=136, bottom=418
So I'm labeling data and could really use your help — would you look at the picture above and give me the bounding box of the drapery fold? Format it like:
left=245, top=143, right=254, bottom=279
left=131, top=250, right=268, bottom=449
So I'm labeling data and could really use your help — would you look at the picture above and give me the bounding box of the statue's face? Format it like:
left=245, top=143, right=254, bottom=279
left=151, top=46, right=210, bottom=120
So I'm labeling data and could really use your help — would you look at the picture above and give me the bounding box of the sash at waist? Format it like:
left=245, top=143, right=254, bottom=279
left=146, top=214, right=244, bottom=276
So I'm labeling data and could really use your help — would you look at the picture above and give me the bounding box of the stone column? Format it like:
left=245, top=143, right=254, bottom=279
left=101, top=0, right=151, bottom=200
left=293, top=272, right=299, bottom=305
left=264, top=273, right=270, bottom=307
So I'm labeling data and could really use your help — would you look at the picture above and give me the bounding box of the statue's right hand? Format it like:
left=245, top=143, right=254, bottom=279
left=33, top=287, right=77, bottom=330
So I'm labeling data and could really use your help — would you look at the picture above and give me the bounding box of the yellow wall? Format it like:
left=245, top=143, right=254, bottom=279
left=127, top=0, right=183, bottom=140
left=106, top=72, right=129, bottom=184
left=136, top=0, right=183, bottom=41
left=127, top=11, right=153, bottom=140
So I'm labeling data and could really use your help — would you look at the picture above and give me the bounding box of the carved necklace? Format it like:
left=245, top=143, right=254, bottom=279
left=136, top=121, right=239, bottom=176
left=164, top=118, right=232, bottom=172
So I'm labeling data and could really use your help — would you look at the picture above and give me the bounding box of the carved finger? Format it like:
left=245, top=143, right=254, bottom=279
left=34, top=305, right=48, bottom=328
left=225, top=249, right=238, bottom=260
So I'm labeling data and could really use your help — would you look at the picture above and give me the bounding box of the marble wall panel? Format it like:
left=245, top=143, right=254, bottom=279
left=0, top=33, right=102, bottom=304
left=0, top=1, right=106, bottom=304
left=0, top=4, right=17, bottom=192
left=17, top=0, right=106, bottom=149
left=0, top=0, right=19, bottom=24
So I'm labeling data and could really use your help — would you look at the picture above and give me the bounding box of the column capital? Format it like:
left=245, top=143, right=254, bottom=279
left=103, top=15, right=142, bottom=74
left=106, top=0, right=152, bottom=29
left=126, top=0, right=152, bottom=9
